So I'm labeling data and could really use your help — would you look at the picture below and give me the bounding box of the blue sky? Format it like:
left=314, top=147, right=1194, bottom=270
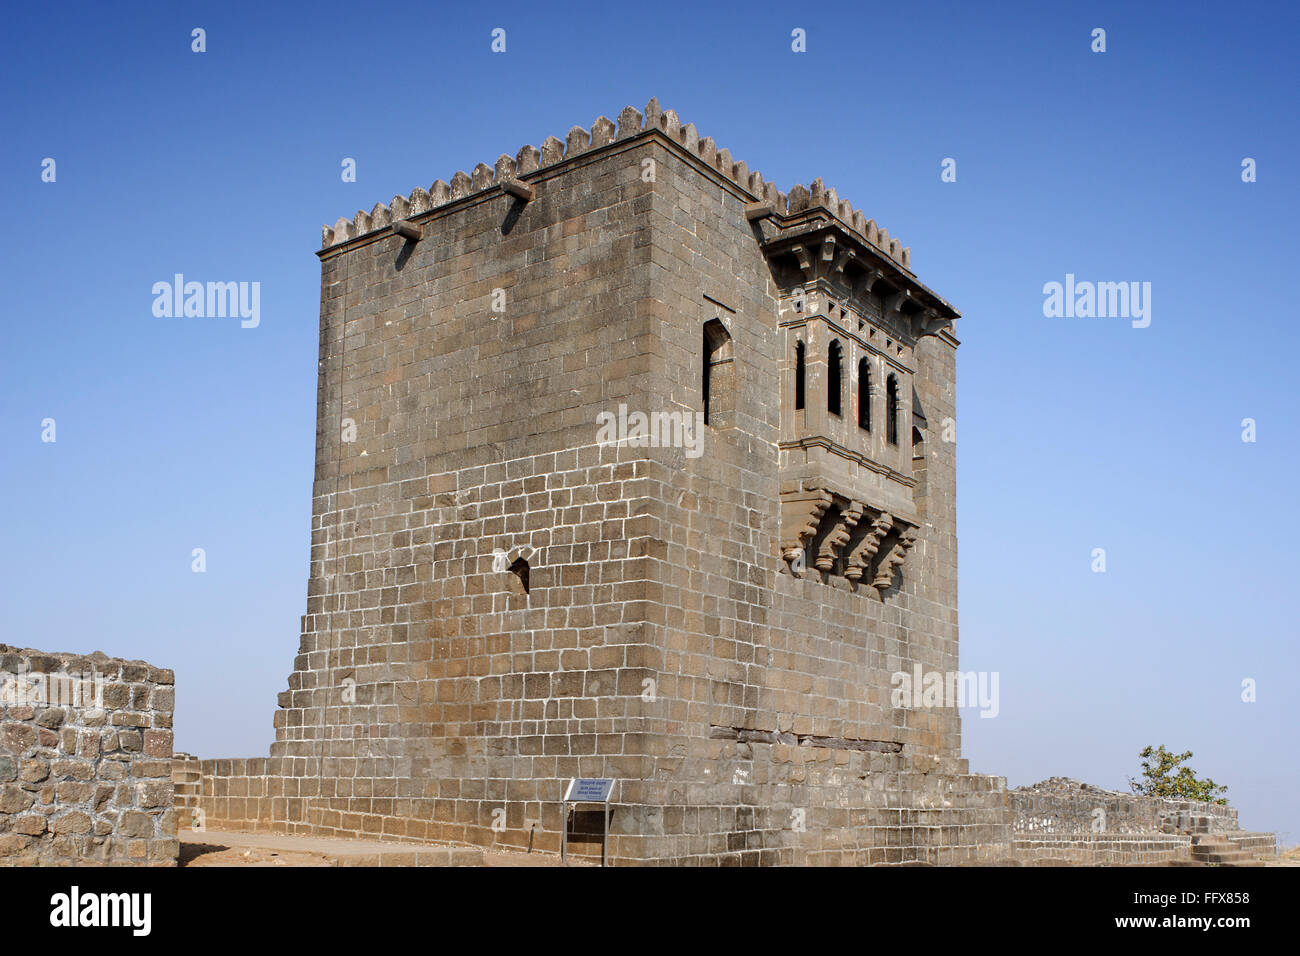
left=2, top=1, right=1296, bottom=842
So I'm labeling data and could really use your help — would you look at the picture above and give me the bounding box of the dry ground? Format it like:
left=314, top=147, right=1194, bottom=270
left=179, top=828, right=595, bottom=867
left=179, top=828, right=1295, bottom=868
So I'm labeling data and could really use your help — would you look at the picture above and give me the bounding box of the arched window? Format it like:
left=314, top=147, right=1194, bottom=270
left=702, top=318, right=734, bottom=425
left=857, top=358, right=870, bottom=431
left=886, top=373, right=899, bottom=445
left=827, top=340, right=842, bottom=416
left=794, top=340, right=805, bottom=411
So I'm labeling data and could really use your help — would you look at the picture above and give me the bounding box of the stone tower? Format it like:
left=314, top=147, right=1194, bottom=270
left=252, top=98, right=1008, bottom=863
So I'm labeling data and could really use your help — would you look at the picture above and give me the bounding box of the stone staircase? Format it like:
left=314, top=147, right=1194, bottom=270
left=1184, top=834, right=1263, bottom=866
left=1226, top=831, right=1277, bottom=858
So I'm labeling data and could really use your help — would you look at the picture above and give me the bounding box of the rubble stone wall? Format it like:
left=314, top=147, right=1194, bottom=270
left=1011, top=777, right=1240, bottom=835
left=0, top=645, right=177, bottom=866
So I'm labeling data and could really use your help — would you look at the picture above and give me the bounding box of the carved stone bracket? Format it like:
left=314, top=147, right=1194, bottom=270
left=780, top=488, right=833, bottom=564
left=854, top=267, right=883, bottom=299
left=781, top=485, right=920, bottom=596
left=872, top=528, right=918, bottom=591
left=912, top=309, right=953, bottom=339
left=815, top=501, right=863, bottom=572
left=845, top=511, right=893, bottom=582
left=884, top=289, right=915, bottom=329
left=791, top=244, right=814, bottom=277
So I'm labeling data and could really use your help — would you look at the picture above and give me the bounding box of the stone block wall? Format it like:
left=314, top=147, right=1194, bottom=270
left=1011, top=833, right=1193, bottom=865
left=162, top=102, right=1278, bottom=867
left=176, top=756, right=278, bottom=834
left=263, top=125, right=672, bottom=861
left=172, top=752, right=201, bottom=827
left=174, top=100, right=1009, bottom=865
left=0, top=645, right=177, bottom=866
left=604, top=136, right=998, bottom=863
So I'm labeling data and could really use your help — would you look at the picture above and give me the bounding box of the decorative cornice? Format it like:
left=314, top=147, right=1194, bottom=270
left=762, top=222, right=959, bottom=339
left=778, top=436, right=917, bottom=488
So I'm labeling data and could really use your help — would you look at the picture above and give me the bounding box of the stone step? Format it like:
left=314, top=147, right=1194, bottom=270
left=1189, top=847, right=1257, bottom=865
left=1190, top=858, right=1253, bottom=868
left=1225, top=832, right=1277, bottom=859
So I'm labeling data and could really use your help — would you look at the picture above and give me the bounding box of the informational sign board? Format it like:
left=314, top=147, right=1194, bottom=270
left=562, top=778, right=617, bottom=866
left=564, top=778, right=615, bottom=803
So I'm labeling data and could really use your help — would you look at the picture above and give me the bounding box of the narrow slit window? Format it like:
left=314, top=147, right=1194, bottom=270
left=794, top=340, right=805, bottom=411
left=886, top=373, right=899, bottom=445
left=828, top=340, right=842, bottom=417
left=858, top=358, right=870, bottom=431
left=702, top=318, right=734, bottom=426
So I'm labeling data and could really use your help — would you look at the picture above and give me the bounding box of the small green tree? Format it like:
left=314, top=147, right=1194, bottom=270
left=1129, top=745, right=1228, bottom=804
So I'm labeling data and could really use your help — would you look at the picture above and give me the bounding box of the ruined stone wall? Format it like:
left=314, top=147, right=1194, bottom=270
left=1011, top=777, right=1240, bottom=835
left=0, top=645, right=177, bottom=866
left=1006, top=778, right=1275, bottom=865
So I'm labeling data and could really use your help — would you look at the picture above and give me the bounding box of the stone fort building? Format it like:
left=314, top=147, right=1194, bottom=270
left=192, top=98, right=1010, bottom=864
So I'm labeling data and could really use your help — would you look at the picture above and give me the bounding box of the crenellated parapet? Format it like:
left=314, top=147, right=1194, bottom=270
left=319, top=97, right=922, bottom=275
